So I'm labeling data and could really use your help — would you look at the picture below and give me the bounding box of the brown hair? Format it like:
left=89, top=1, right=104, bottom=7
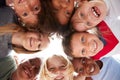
left=0, top=23, right=41, bottom=54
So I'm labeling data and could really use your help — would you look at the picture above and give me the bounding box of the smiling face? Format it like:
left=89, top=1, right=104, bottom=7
left=72, top=57, right=100, bottom=77
left=71, top=32, right=104, bottom=57
left=13, top=0, right=41, bottom=26
left=71, top=0, right=107, bottom=31
left=47, top=55, right=69, bottom=80
left=52, top=0, right=74, bottom=25
left=22, top=32, right=49, bottom=51
left=14, top=58, right=41, bottom=80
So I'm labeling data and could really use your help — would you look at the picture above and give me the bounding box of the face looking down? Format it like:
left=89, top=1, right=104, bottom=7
left=71, top=32, right=104, bottom=57
left=71, top=0, right=107, bottom=31
left=47, top=55, right=70, bottom=80
left=13, top=0, right=41, bottom=26
left=72, top=57, right=100, bottom=77
left=52, top=0, right=74, bottom=25
left=15, top=57, right=41, bottom=80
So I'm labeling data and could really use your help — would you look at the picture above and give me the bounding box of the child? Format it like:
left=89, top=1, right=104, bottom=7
left=0, top=56, right=41, bottom=80
left=62, top=22, right=118, bottom=59
left=40, top=55, right=74, bottom=80
left=0, top=0, right=41, bottom=30
left=71, top=0, right=120, bottom=58
left=0, top=24, right=50, bottom=57
left=72, top=55, right=120, bottom=80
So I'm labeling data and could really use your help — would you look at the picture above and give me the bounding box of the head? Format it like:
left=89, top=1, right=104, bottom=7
left=62, top=31, right=104, bottom=58
left=12, top=31, right=50, bottom=53
left=50, top=0, right=74, bottom=25
left=71, top=0, right=107, bottom=31
left=40, top=55, right=74, bottom=80
left=12, top=57, right=41, bottom=80
left=71, top=57, right=101, bottom=77
left=13, top=0, right=41, bottom=28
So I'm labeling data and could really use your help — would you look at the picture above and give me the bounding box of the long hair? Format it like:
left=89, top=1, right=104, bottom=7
left=40, top=55, right=74, bottom=80
left=0, top=23, right=40, bottom=54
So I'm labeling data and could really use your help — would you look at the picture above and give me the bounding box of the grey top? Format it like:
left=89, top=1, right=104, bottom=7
left=0, top=6, right=19, bottom=26
left=0, top=33, right=13, bottom=58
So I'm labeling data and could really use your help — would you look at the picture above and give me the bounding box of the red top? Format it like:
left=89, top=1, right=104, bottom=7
left=92, top=21, right=119, bottom=60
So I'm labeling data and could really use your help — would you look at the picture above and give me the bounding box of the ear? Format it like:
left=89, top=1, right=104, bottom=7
left=95, top=60, right=103, bottom=69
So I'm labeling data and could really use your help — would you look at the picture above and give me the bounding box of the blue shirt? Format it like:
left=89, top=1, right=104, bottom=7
left=92, top=57, right=120, bottom=80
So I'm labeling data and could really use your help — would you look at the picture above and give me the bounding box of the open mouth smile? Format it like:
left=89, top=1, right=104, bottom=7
left=91, top=6, right=101, bottom=18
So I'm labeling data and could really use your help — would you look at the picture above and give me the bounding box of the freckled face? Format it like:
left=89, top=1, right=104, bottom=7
left=71, top=0, right=107, bottom=31
left=72, top=57, right=100, bottom=77
left=71, top=32, right=104, bottom=57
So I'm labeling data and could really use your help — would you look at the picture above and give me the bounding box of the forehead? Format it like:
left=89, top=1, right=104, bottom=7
left=47, top=56, right=67, bottom=65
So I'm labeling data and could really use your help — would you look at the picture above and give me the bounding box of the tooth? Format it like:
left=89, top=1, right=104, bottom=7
left=93, top=11, right=98, bottom=17
left=90, top=67, right=94, bottom=72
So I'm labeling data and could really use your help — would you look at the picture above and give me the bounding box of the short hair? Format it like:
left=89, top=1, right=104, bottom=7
left=62, top=31, right=76, bottom=58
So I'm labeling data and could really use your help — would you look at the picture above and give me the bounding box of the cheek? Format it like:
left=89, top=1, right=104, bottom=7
left=17, top=68, right=29, bottom=79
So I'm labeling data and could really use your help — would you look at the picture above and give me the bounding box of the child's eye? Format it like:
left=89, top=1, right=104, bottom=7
left=48, top=67, right=55, bottom=72
left=22, top=12, right=28, bottom=17
left=60, top=65, right=66, bottom=70
left=65, top=10, right=71, bottom=17
left=38, top=44, right=41, bottom=50
left=34, top=6, right=40, bottom=11
left=80, top=13, right=84, bottom=17
left=80, top=48, right=86, bottom=57
left=81, top=36, right=85, bottom=43
left=81, top=48, right=85, bottom=55
left=79, top=68, right=84, bottom=73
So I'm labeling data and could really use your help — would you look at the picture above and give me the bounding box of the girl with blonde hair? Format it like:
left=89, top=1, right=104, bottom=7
left=40, top=55, right=74, bottom=80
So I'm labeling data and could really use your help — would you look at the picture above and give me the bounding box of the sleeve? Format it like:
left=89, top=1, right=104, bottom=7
left=0, top=33, right=13, bottom=58
left=92, top=21, right=119, bottom=60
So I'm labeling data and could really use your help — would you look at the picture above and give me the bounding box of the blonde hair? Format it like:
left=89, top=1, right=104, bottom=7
left=0, top=23, right=40, bottom=54
left=40, top=55, right=74, bottom=80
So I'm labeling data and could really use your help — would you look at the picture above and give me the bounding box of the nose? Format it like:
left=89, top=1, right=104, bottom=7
left=55, top=69, right=62, bottom=74
left=88, top=40, right=95, bottom=52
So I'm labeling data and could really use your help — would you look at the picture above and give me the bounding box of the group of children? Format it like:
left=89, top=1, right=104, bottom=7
left=0, top=0, right=120, bottom=80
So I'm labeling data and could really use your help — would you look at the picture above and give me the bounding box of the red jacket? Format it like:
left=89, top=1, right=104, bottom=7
left=92, top=21, right=119, bottom=59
